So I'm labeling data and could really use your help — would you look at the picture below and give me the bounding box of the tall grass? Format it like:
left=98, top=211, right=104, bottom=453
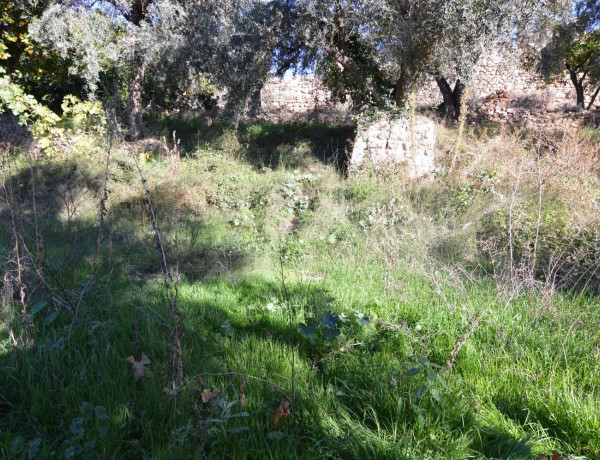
left=0, top=120, right=599, bottom=459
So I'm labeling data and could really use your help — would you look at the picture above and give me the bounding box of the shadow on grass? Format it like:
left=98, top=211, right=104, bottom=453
left=0, top=156, right=575, bottom=459
left=155, top=117, right=356, bottom=174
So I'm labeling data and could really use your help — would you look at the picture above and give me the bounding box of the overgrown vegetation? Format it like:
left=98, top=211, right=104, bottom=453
left=1, top=110, right=599, bottom=458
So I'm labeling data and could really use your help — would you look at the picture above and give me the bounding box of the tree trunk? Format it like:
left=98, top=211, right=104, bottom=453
left=324, top=44, right=382, bottom=105
left=569, top=70, right=585, bottom=109
left=247, top=87, right=262, bottom=119
left=435, top=75, right=456, bottom=118
left=435, top=76, right=465, bottom=120
left=453, top=79, right=465, bottom=116
left=394, top=66, right=407, bottom=107
left=127, top=52, right=148, bottom=140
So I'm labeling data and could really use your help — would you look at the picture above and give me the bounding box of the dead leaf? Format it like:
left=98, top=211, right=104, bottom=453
left=272, top=400, right=291, bottom=426
left=201, top=388, right=219, bottom=403
left=552, top=451, right=563, bottom=460
left=126, top=353, right=153, bottom=381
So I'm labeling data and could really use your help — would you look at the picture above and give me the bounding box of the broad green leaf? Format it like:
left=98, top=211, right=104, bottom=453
left=298, top=322, right=317, bottom=337
left=355, top=313, right=370, bottom=327
left=426, top=369, right=437, bottom=382
left=430, top=388, right=443, bottom=402
left=321, top=312, right=337, bottom=329
left=323, top=327, right=342, bottom=340
left=69, top=418, right=84, bottom=437
left=30, top=301, right=47, bottom=314
left=414, top=385, right=428, bottom=399
left=404, top=366, right=423, bottom=377
left=44, top=312, right=58, bottom=325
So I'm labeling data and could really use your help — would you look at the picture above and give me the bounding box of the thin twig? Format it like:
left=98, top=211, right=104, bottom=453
left=93, top=132, right=114, bottom=287
left=279, top=249, right=297, bottom=441
left=191, top=372, right=289, bottom=394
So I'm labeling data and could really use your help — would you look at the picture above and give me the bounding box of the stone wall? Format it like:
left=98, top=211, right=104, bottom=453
left=259, top=49, right=600, bottom=130
left=260, top=76, right=351, bottom=124
left=349, top=115, right=436, bottom=178
left=416, top=50, right=600, bottom=130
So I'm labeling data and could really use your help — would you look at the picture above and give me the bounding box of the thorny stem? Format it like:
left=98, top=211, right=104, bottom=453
left=2, top=155, right=31, bottom=346
left=29, top=156, right=44, bottom=269
left=279, top=249, right=297, bottom=441
left=93, top=132, right=114, bottom=287
left=531, top=145, right=543, bottom=281
left=130, top=148, right=183, bottom=442
left=508, top=167, right=522, bottom=280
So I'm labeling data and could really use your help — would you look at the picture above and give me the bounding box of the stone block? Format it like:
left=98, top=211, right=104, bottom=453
left=349, top=114, right=436, bottom=178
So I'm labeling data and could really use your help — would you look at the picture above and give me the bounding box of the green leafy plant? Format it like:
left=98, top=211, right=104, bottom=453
left=207, top=399, right=250, bottom=449
left=0, top=74, right=63, bottom=149
left=403, top=357, right=449, bottom=423
left=299, top=310, right=370, bottom=344
left=63, top=402, right=110, bottom=458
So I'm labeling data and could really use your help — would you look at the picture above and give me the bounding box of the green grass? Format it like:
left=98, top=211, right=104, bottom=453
left=0, top=122, right=599, bottom=459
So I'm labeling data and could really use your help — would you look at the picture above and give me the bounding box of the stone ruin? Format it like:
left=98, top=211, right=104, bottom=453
left=259, top=77, right=351, bottom=124
left=252, top=47, right=600, bottom=177
left=349, top=115, right=436, bottom=178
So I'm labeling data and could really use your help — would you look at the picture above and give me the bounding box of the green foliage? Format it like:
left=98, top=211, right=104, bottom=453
left=61, top=95, right=106, bottom=135
left=535, top=3, right=600, bottom=107
left=0, top=74, right=62, bottom=149
left=1, top=121, right=599, bottom=459
left=299, top=310, right=370, bottom=344
left=0, top=0, right=86, bottom=110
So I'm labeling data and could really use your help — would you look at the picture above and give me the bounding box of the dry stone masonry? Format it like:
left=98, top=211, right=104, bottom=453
left=349, top=115, right=436, bottom=178
left=255, top=47, right=600, bottom=177
left=259, top=48, right=600, bottom=130
left=260, top=77, right=351, bottom=124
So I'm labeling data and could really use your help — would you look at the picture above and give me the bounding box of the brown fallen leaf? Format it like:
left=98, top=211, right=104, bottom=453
left=272, top=400, right=291, bottom=426
left=201, top=388, right=219, bottom=403
left=126, top=353, right=153, bottom=381
left=552, top=451, right=563, bottom=460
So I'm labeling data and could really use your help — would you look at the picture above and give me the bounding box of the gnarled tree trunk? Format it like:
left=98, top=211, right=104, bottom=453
left=127, top=52, right=148, bottom=140
left=435, top=75, right=465, bottom=120
left=568, top=69, right=585, bottom=109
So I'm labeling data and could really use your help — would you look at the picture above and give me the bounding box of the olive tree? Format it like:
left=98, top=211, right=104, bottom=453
left=30, top=0, right=281, bottom=138
left=537, top=1, right=600, bottom=109
left=275, top=0, right=560, bottom=117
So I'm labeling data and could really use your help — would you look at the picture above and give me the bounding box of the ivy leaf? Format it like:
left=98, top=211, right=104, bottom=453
left=321, top=312, right=338, bottom=329
left=355, top=313, right=370, bottom=327
left=323, top=327, right=342, bottom=340
left=298, top=322, right=317, bottom=337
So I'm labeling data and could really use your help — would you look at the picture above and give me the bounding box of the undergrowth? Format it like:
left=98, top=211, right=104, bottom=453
left=0, top=119, right=599, bottom=459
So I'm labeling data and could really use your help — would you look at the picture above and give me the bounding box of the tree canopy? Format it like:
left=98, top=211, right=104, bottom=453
left=536, top=0, right=600, bottom=108
left=0, top=0, right=577, bottom=134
